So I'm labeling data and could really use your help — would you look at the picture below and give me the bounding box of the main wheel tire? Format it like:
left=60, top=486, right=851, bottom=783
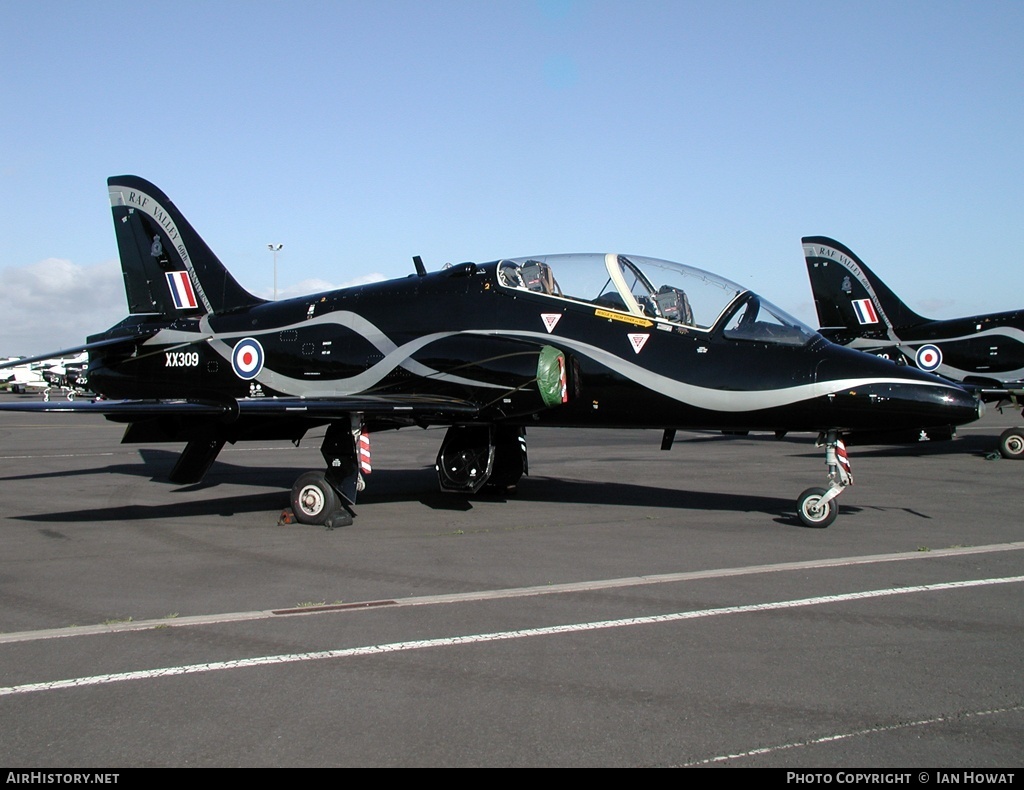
left=291, top=471, right=340, bottom=526
left=998, top=428, right=1024, bottom=460
left=797, top=487, right=837, bottom=528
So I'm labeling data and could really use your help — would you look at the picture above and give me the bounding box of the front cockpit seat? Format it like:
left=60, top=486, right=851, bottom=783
left=520, top=262, right=561, bottom=296
left=654, top=285, right=693, bottom=324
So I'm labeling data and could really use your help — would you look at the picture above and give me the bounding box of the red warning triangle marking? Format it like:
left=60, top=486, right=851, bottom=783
left=628, top=334, right=650, bottom=354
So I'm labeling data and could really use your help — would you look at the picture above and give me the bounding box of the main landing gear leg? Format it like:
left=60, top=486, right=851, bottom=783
left=290, top=417, right=366, bottom=529
left=796, top=430, right=852, bottom=528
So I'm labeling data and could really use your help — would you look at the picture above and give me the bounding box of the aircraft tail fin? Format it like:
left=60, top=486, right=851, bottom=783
left=107, top=175, right=265, bottom=317
left=801, top=236, right=926, bottom=339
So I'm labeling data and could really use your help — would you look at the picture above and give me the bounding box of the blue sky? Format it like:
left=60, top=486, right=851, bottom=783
left=1, top=0, right=1022, bottom=354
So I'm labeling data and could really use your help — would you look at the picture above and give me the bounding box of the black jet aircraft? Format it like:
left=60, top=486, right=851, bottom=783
left=0, top=177, right=981, bottom=528
left=803, top=236, right=1023, bottom=460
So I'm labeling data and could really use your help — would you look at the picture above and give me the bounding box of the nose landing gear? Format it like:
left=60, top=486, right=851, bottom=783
left=796, top=430, right=851, bottom=528
left=998, top=427, right=1024, bottom=459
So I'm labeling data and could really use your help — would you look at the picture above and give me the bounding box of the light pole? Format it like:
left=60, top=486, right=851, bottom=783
left=267, top=244, right=283, bottom=300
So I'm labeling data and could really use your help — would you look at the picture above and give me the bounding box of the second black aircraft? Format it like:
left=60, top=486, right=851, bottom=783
left=803, top=236, right=1022, bottom=460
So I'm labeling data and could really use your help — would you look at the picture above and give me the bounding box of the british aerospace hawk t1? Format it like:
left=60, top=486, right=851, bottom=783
left=803, top=236, right=1022, bottom=460
left=0, top=177, right=981, bottom=528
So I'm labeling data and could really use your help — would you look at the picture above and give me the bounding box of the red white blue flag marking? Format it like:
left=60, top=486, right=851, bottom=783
left=232, top=338, right=264, bottom=380
left=851, top=298, right=879, bottom=325
left=166, top=271, right=198, bottom=310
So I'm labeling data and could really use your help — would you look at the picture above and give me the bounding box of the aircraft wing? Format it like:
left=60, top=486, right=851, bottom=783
left=958, top=381, right=1024, bottom=404
left=0, top=336, right=143, bottom=370
left=234, top=394, right=480, bottom=421
left=0, top=394, right=480, bottom=421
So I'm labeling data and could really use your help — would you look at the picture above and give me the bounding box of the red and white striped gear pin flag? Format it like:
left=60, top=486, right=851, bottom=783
left=358, top=433, right=371, bottom=475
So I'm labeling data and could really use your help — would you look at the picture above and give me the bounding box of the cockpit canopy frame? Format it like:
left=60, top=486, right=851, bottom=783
left=495, top=253, right=817, bottom=346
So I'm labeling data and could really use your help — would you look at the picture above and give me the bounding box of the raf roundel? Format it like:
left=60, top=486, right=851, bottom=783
left=915, top=344, right=942, bottom=372
left=232, top=338, right=265, bottom=380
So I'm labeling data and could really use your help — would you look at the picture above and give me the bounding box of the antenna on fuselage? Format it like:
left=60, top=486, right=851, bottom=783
left=412, top=255, right=427, bottom=277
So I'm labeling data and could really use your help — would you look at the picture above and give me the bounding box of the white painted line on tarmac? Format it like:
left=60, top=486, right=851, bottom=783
left=1, top=574, right=1022, bottom=698
left=684, top=703, right=1024, bottom=765
left=0, top=447, right=293, bottom=461
left=2, top=541, right=1023, bottom=645
left=0, top=452, right=116, bottom=460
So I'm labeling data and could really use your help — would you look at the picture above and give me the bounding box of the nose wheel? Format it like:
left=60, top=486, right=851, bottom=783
left=796, top=431, right=851, bottom=528
left=998, top=427, right=1024, bottom=459
left=797, top=486, right=839, bottom=528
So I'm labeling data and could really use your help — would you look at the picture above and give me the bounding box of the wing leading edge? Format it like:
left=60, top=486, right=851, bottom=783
left=0, top=394, right=480, bottom=421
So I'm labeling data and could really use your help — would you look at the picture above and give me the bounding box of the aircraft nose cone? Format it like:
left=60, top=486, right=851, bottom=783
left=869, top=379, right=978, bottom=429
left=933, top=383, right=983, bottom=425
left=815, top=346, right=981, bottom=433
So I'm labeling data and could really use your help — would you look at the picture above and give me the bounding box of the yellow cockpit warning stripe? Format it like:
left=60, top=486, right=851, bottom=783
left=594, top=309, right=654, bottom=328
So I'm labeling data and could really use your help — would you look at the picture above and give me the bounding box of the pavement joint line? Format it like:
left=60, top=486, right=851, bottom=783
left=0, top=541, right=1021, bottom=645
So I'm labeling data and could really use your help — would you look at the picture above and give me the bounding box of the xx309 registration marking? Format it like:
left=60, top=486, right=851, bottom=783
left=165, top=351, right=199, bottom=367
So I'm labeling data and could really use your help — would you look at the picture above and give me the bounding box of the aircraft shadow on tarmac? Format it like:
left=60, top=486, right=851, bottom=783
left=0, top=446, right=887, bottom=529
left=4, top=433, right=996, bottom=526
left=8, top=479, right=847, bottom=529
left=4, top=440, right=990, bottom=527
left=11, top=491, right=292, bottom=525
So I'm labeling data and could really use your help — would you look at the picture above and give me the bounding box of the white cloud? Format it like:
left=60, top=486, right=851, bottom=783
left=916, top=299, right=955, bottom=317
left=0, top=258, right=390, bottom=357
left=0, top=258, right=127, bottom=356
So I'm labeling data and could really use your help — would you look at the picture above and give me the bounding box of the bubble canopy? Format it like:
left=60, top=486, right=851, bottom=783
left=494, top=253, right=818, bottom=346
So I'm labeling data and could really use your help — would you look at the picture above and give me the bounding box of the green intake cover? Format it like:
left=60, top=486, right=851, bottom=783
left=537, top=345, right=566, bottom=408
